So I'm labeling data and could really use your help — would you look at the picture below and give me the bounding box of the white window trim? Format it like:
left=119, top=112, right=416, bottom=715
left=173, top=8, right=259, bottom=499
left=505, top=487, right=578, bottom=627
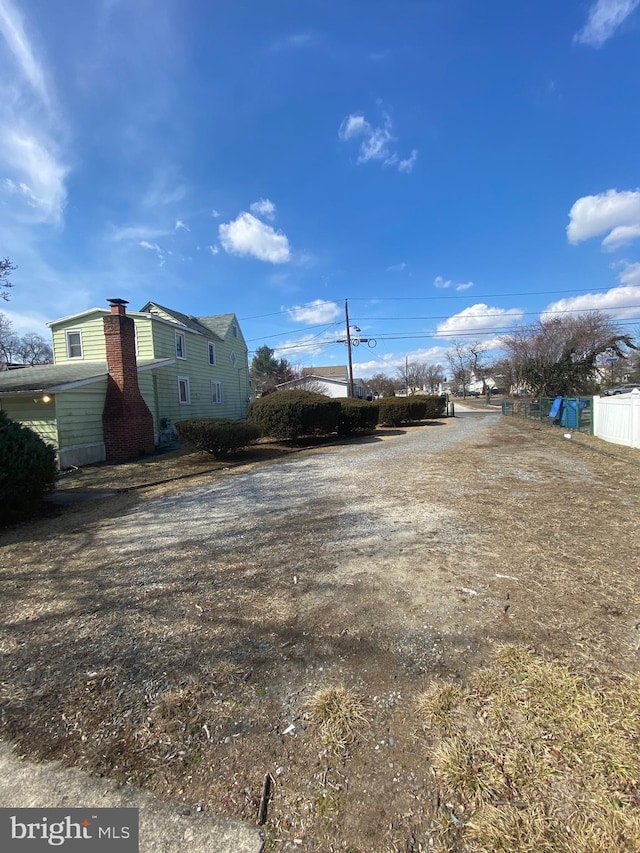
left=231, top=324, right=238, bottom=338
left=175, top=331, right=187, bottom=360
left=178, top=375, right=191, bottom=405
left=65, top=329, right=83, bottom=360
left=211, top=380, right=223, bottom=404
left=207, top=341, right=216, bottom=365
left=229, top=350, right=237, bottom=367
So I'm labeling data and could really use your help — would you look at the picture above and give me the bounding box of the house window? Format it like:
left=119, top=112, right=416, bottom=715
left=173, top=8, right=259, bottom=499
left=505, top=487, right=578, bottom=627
left=178, top=376, right=191, bottom=404
left=208, top=341, right=216, bottom=365
left=175, top=331, right=186, bottom=359
left=231, top=324, right=238, bottom=338
left=65, top=330, right=83, bottom=359
left=211, top=381, right=223, bottom=404
left=230, top=351, right=237, bottom=367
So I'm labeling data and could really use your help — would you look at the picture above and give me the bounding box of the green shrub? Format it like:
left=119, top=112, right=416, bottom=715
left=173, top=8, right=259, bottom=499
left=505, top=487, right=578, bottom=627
left=0, top=411, right=58, bottom=525
left=175, top=419, right=261, bottom=458
left=422, top=395, right=447, bottom=419
left=337, top=399, right=379, bottom=435
left=248, top=390, right=341, bottom=439
left=377, top=395, right=445, bottom=425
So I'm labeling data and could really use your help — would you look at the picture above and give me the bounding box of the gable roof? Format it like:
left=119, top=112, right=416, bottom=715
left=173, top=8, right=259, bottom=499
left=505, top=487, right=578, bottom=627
left=139, top=303, right=241, bottom=343
left=0, top=358, right=173, bottom=395
left=301, top=365, right=348, bottom=379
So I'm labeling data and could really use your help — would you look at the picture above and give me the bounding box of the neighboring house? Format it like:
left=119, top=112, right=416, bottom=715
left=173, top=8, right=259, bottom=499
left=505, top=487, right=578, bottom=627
left=276, top=365, right=366, bottom=399
left=0, top=298, right=251, bottom=467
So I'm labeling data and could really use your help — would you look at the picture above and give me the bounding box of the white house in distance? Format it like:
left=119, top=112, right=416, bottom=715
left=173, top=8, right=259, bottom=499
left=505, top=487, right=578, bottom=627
left=276, top=365, right=367, bottom=399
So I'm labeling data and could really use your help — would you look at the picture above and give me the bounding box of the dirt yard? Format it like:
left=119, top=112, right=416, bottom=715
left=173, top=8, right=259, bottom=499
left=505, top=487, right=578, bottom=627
left=1, top=410, right=639, bottom=852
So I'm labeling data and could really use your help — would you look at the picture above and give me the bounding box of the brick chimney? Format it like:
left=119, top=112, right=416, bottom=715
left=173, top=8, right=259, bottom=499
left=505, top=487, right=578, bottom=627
left=102, top=298, right=155, bottom=462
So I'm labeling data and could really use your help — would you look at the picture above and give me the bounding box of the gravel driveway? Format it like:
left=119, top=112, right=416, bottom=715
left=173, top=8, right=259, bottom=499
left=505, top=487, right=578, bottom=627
left=4, top=407, right=639, bottom=852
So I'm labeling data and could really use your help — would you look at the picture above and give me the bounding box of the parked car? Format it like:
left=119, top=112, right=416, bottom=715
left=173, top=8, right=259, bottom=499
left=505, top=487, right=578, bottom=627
left=604, top=384, right=640, bottom=396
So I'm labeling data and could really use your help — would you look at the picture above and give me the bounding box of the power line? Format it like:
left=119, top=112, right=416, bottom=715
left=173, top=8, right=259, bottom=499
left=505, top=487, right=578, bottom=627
left=239, top=285, right=640, bottom=323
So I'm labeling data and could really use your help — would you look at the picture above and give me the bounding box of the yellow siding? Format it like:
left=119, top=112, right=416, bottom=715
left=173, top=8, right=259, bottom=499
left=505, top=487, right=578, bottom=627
left=51, top=313, right=107, bottom=363
left=0, top=397, right=59, bottom=448
left=55, top=382, right=108, bottom=447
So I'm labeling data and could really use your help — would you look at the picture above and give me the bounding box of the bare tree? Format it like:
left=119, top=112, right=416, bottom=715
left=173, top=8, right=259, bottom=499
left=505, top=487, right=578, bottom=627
left=424, top=363, right=445, bottom=392
left=0, top=257, right=16, bottom=301
left=397, top=361, right=429, bottom=395
left=501, top=312, right=635, bottom=396
left=446, top=342, right=473, bottom=397
left=0, top=313, right=19, bottom=367
left=16, top=333, right=53, bottom=365
left=364, top=372, right=396, bottom=398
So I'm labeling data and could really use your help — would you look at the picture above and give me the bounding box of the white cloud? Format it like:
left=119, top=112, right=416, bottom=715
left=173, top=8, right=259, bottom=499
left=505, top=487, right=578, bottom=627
left=386, top=262, right=407, bottom=272
left=338, top=110, right=418, bottom=173
left=0, top=0, right=51, bottom=107
left=619, top=261, right=640, bottom=286
left=397, top=149, right=419, bottom=174
left=0, top=307, right=50, bottom=337
left=218, top=212, right=291, bottom=263
left=352, top=346, right=451, bottom=378
left=434, top=276, right=474, bottom=291
left=138, top=240, right=165, bottom=265
left=250, top=198, right=276, bottom=220
left=285, top=299, right=341, bottom=324
left=1, top=129, right=67, bottom=224
left=208, top=244, right=219, bottom=256
left=542, top=284, right=640, bottom=321
left=175, top=219, right=189, bottom=231
left=602, top=224, right=640, bottom=251
left=435, top=304, right=524, bottom=337
left=109, top=224, right=173, bottom=242
left=273, top=330, right=338, bottom=360
left=0, top=2, right=67, bottom=226
left=575, top=0, right=640, bottom=47
left=338, top=114, right=371, bottom=141
left=211, top=209, right=221, bottom=218
left=567, top=189, right=640, bottom=248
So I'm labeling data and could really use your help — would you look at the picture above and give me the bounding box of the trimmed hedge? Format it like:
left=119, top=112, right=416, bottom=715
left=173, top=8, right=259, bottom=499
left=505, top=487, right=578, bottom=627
left=337, top=399, right=379, bottom=435
left=0, top=410, right=58, bottom=525
left=249, top=390, right=341, bottom=440
left=377, top=395, right=445, bottom=426
left=175, top=418, right=261, bottom=458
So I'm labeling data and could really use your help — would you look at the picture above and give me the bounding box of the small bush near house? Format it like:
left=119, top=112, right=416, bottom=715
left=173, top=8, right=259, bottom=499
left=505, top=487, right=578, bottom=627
left=0, top=410, right=58, bottom=525
left=337, top=399, right=379, bottom=435
left=248, top=390, right=341, bottom=440
left=175, top=419, right=261, bottom=458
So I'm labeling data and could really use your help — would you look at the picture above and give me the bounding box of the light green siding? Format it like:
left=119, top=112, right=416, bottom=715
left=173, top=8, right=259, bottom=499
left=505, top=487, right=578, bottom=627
left=150, top=321, right=250, bottom=426
left=0, top=397, right=59, bottom=448
left=137, top=370, right=159, bottom=433
left=55, top=381, right=108, bottom=447
left=134, top=317, right=155, bottom=358
left=51, top=313, right=107, bottom=363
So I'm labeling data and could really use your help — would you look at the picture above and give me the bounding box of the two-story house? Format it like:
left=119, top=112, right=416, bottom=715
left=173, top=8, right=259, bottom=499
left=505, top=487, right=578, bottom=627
left=0, top=298, right=251, bottom=468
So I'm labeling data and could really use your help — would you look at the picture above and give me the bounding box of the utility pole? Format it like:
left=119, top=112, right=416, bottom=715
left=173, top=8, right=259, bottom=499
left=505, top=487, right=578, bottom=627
left=345, top=299, right=355, bottom=398
left=336, top=300, right=376, bottom=397
left=405, top=355, right=409, bottom=396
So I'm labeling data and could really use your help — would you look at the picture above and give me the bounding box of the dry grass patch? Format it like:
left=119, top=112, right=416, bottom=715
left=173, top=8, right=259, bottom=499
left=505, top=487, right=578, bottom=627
left=418, top=645, right=640, bottom=853
left=307, top=686, right=370, bottom=757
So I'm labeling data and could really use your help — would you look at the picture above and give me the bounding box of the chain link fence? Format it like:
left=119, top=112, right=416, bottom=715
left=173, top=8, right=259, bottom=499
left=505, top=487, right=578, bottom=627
left=501, top=396, right=593, bottom=435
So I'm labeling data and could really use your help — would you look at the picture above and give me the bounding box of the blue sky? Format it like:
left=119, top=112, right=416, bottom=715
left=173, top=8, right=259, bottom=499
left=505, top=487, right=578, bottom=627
left=1, top=0, right=640, bottom=377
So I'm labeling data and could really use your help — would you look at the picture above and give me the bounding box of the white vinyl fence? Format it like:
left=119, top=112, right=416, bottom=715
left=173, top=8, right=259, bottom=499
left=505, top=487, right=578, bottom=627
left=593, top=390, right=640, bottom=449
